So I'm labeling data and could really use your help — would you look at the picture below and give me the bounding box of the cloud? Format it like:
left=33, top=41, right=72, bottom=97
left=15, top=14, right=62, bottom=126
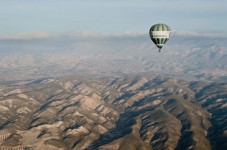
left=0, top=31, right=147, bottom=41
left=0, top=31, right=53, bottom=40
left=0, top=30, right=226, bottom=42
left=173, top=31, right=227, bottom=38
left=62, top=31, right=147, bottom=40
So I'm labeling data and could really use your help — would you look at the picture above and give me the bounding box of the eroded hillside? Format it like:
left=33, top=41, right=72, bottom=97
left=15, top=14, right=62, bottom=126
left=0, top=75, right=226, bottom=150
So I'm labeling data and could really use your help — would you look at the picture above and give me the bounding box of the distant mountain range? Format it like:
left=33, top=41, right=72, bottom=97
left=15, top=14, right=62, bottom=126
left=0, top=33, right=226, bottom=82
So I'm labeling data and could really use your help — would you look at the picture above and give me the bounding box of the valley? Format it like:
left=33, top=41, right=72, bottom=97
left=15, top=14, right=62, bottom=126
left=0, top=75, right=226, bottom=149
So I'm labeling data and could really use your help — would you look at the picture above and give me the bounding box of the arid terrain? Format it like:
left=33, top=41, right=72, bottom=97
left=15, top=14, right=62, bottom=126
left=0, top=74, right=226, bottom=150
left=1, top=0, right=227, bottom=149
left=0, top=32, right=226, bottom=150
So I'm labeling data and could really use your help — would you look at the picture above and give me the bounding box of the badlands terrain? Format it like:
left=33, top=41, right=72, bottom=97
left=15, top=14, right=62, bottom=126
left=0, top=75, right=226, bottom=150
left=0, top=32, right=226, bottom=149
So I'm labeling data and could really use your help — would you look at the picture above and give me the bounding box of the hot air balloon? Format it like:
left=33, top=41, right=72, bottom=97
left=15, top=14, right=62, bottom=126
left=149, top=23, right=171, bottom=52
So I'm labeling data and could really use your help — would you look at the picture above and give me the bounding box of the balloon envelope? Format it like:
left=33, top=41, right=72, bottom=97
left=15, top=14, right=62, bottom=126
left=149, top=23, right=171, bottom=51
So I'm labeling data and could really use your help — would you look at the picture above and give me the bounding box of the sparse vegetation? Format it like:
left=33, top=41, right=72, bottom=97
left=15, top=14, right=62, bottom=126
left=0, top=75, right=226, bottom=149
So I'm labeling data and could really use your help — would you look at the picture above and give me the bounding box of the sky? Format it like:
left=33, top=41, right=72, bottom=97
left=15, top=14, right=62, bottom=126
left=1, top=0, right=227, bottom=36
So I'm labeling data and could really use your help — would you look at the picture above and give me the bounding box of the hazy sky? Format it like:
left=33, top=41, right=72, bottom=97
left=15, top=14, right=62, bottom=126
left=1, top=0, right=227, bottom=35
